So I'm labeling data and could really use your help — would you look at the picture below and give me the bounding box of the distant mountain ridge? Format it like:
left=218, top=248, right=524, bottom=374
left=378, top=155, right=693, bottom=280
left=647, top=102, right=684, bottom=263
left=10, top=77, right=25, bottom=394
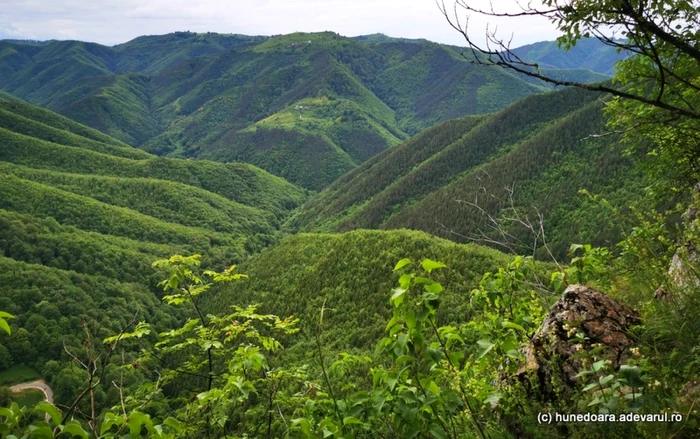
left=291, top=85, right=646, bottom=258
left=0, top=32, right=623, bottom=189
left=510, top=37, right=627, bottom=75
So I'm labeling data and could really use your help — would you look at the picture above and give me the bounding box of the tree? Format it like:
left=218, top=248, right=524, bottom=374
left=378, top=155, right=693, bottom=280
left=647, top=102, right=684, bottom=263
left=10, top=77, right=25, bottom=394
left=0, top=343, right=11, bottom=370
left=440, top=0, right=700, bottom=187
left=0, top=386, right=11, bottom=407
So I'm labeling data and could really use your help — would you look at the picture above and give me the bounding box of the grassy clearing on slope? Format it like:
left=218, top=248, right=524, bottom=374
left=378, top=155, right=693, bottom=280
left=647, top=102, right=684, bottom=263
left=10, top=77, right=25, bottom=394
left=0, top=365, right=41, bottom=386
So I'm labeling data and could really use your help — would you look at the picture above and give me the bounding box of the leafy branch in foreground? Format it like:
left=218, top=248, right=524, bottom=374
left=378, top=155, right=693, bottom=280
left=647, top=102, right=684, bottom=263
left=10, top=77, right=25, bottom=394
left=0, top=313, right=13, bottom=336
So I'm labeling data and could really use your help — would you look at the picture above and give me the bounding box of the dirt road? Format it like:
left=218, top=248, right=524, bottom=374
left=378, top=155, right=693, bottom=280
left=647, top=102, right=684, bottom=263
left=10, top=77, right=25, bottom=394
left=10, top=380, right=54, bottom=404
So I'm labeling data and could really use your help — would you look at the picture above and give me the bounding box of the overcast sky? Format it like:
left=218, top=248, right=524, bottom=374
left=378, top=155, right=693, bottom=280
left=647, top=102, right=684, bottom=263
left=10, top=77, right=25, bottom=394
left=0, top=0, right=561, bottom=47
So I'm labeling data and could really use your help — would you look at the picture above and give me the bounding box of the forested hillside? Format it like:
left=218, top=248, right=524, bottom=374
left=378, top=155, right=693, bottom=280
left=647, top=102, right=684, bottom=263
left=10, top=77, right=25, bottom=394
left=1, top=0, right=698, bottom=434
left=0, top=97, right=306, bottom=400
left=0, top=32, right=621, bottom=189
left=205, top=229, right=513, bottom=355
left=511, top=37, right=627, bottom=75
left=293, top=85, right=646, bottom=258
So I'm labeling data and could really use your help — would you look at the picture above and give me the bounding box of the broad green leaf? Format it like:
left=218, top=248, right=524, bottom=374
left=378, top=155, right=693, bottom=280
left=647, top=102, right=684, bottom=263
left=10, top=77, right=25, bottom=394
left=424, top=282, right=443, bottom=293
left=29, top=423, right=54, bottom=438
left=390, top=288, right=407, bottom=308
left=427, top=381, right=440, bottom=396
left=0, top=319, right=10, bottom=336
left=618, top=365, right=645, bottom=388
left=421, top=259, right=447, bottom=273
left=62, top=420, right=89, bottom=439
left=343, top=416, right=364, bottom=425
left=163, top=417, right=184, bottom=433
left=399, top=273, right=413, bottom=289
left=476, top=339, right=495, bottom=359
left=291, top=418, right=312, bottom=436
left=394, top=258, right=412, bottom=271
left=592, top=359, right=607, bottom=372
left=599, top=374, right=615, bottom=386
left=34, top=402, right=60, bottom=425
left=429, top=423, right=449, bottom=439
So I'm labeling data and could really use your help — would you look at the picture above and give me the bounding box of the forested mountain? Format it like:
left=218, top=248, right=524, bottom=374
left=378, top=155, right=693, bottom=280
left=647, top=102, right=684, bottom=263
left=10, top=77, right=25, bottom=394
left=292, top=85, right=647, bottom=258
left=2, top=0, right=698, bottom=432
left=0, top=32, right=621, bottom=189
left=511, top=37, right=627, bottom=75
left=204, top=229, right=513, bottom=357
left=0, top=96, right=306, bottom=393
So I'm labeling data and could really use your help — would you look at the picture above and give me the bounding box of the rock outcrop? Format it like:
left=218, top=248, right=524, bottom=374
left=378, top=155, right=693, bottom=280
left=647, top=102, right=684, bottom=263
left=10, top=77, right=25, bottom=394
left=517, top=284, right=641, bottom=399
left=665, top=182, right=700, bottom=294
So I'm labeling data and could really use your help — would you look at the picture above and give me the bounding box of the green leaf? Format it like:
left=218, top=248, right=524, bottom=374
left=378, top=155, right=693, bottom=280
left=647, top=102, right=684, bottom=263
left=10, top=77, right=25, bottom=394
left=592, top=359, right=607, bottom=372
left=550, top=271, right=565, bottom=293
left=390, top=288, right=407, bottom=307
left=424, top=282, right=443, bottom=293
left=582, top=382, right=600, bottom=392
left=394, top=258, right=412, bottom=271
left=62, top=420, right=89, bottom=439
left=399, top=273, right=413, bottom=289
left=421, top=259, right=447, bottom=273
left=34, top=402, right=61, bottom=425
left=429, top=423, right=449, bottom=439
left=163, top=417, right=184, bottom=433
left=599, top=374, right=615, bottom=386
left=476, top=339, right=495, bottom=359
left=501, top=321, right=526, bottom=332
left=618, top=365, right=645, bottom=388
left=343, top=416, right=364, bottom=426
left=291, top=418, right=312, bottom=436
left=128, top=412, right=149, bottom=438
left=0, top=319, right=10, bottom=336
left=427, top=381, right=440, bottom=396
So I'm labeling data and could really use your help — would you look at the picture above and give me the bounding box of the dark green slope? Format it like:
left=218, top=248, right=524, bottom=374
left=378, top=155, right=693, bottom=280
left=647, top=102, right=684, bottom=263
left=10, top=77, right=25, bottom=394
left=112, top=32, right=269, bottom=75
left=366, top=41, right=544, bottom=134
left=0, top=162, right=273, bottom=237
left=0, top=256, right=178, bottom=376
left=0, top=210, right=180, bottom=284
left=293, top=86, right=646, bottom=258
left=55, top=74, right=159, bottom=145
left=0, top=41, right=158, bottom=145
left=205, top=229, right=511, bottom=354
left=0, top=96, right=307, bottom=378
left=0, top=105, right=150, bottom=159
left=0, top=31, right=618, bottom=189
left=0, top=41, right=113, bottom=104
left=510, top=37, right=627, bottom=75
left=0, top=90, right=21, bottom=102
left=0, top=130, right=306, bottom=223
left=0, top=97, right=133, bottom=147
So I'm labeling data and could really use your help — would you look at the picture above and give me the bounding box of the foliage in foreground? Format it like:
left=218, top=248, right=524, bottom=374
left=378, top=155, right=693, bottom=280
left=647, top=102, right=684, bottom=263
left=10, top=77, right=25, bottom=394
left=0, top=239, right=698, bottom=438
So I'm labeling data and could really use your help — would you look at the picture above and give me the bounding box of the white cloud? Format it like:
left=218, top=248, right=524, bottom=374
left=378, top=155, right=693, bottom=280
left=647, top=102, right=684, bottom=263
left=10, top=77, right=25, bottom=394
left=0, top=0, right=561, bottom=46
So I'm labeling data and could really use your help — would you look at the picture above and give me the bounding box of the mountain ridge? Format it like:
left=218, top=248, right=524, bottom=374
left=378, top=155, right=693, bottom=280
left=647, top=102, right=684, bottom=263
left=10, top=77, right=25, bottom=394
left=0, top=32, right=623, bottom=189
left=291, top=85, right=646, bottom=258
